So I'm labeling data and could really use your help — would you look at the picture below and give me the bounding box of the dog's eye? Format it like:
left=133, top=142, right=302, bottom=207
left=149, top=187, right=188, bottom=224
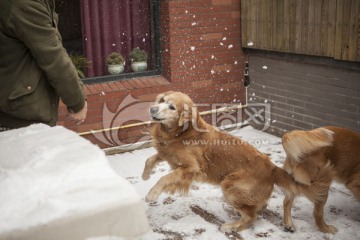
left=169, top=104, right=176, bottom=110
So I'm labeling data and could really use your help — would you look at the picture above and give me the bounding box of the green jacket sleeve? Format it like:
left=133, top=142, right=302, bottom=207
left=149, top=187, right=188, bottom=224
left=9, top=0, right=86, bottom=113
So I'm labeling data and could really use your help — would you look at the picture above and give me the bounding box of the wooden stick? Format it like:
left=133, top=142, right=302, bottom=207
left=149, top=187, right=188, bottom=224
left=78, top=121, right=153, bottom=136
left=78, top=103, right=246, bottom=136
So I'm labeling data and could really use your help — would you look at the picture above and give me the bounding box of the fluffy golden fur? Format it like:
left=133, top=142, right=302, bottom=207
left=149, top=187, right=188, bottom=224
left=281, top=126, right=360, bottom=234
left=142, top=91, right=300, bottom=232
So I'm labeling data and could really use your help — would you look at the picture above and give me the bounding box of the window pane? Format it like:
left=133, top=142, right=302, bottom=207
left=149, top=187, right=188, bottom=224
left=57, top=0, right=157, bottom=79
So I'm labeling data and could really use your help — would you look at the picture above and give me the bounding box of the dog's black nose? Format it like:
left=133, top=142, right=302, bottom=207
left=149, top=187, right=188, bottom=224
left=150, top=106, right=158, bottom=115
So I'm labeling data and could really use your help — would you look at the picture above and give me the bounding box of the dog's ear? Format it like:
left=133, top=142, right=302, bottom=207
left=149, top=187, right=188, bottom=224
left=178, top=104, right=190, bottom=127
left=179, top=110, right=191, bottom=127
left=155, top=91, right=175, bottom=104
left=191, top=106, right=198, bottom=126
left=178, top=105, right=198, bottom=127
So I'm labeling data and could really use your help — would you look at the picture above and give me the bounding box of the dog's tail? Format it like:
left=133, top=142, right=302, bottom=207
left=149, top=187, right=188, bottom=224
left=272, top=166, right=302, bottom=195
left=282, top=127, right=334, bottom=162
left=273, top=164, right=334, bottom=202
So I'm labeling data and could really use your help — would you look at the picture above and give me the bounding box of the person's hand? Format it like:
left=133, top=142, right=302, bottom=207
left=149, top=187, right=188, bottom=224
left=67, top=101, right=87, bottom=125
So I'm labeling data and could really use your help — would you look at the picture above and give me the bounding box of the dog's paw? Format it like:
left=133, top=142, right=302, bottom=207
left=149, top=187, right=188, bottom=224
left=284, top=224, right=296, bottom=233
left=145, top=193, right=159, bottom=203
left=327, top=225, right=338, bottom=234
left=220, top=223, right=234, bottom=233
left=319, top=224, right=338, bottom=234
left=142, top=173, right=150, bottom=181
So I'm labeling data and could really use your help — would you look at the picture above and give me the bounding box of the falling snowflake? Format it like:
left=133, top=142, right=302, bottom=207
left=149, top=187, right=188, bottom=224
left=228, top=44, right=233, bottom=49
left=191, top=46, right=195, bottom=51
left=191, top=22, right=197, bottom=26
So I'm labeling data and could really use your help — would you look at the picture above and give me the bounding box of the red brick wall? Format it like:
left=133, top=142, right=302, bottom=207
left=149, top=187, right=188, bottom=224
left=58, top=0, right=246, bottom=148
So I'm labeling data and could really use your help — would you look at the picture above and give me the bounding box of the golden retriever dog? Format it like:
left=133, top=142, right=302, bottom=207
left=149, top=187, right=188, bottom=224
left=281, top=126, right=360, bottom=234
left=142, top=91, right=300, bottom=232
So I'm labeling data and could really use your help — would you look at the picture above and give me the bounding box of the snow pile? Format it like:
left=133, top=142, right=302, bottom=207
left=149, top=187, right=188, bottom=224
left=0, top=124, right=149, bottom=240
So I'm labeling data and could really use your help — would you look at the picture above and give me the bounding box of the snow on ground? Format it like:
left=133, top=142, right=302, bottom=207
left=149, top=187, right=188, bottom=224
left=107, top=126, right=360, bottom=240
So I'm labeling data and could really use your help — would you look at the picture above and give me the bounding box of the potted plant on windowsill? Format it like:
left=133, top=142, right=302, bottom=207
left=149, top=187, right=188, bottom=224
left=107, top=52, right=125, bottom=75
left=69, top=53, right=90, bottom=78
left=130, top=47, right=148, bottom=72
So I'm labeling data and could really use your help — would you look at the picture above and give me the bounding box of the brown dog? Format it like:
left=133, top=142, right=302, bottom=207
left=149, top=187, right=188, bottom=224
left=281, top=126, right=360, bottom=234
left=142, top=91, right=300, bottom=232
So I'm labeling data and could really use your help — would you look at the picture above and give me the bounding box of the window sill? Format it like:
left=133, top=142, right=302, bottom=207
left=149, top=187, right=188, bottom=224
left=83, top=74, right=170, bottom=96
left=82, top=69, right=162, bottom=85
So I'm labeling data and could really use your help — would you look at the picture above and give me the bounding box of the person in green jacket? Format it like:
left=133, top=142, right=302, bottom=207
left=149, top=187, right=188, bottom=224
left=0, top=0, right=87, bottom=131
